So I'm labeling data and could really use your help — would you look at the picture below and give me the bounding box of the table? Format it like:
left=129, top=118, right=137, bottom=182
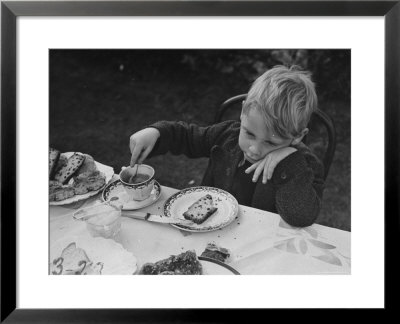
left=50, top=184, right=351, bottom=275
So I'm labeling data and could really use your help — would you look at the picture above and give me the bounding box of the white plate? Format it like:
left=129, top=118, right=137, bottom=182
left=50, top=152, right=114, bottom=206
left=163, top=186, right=239, bottom=232
left=50, top=233, right=137, bottom=275
left=102, top=179, right=162, bottom=211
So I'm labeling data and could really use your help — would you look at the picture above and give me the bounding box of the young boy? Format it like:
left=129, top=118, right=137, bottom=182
left=129, top=65, right=325, bottom=227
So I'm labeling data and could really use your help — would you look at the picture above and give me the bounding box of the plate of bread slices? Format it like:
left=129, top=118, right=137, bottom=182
left=163, top=186, right=239, bottom=232
left=49, top=148, right=114, bottom=205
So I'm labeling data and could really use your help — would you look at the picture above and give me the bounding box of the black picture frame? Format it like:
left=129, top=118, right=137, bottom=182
left=1, top=0, right=398, bottom=321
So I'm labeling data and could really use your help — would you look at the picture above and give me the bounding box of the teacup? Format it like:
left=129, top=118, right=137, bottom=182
left=119, top=164, right=155, bottom=201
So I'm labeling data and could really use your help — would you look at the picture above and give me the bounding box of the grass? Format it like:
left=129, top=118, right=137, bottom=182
left=50, top=50, right=351, bottom=231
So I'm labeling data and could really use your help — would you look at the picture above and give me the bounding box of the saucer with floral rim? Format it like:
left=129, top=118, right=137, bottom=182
left=102, top=179, right=161, bottom=211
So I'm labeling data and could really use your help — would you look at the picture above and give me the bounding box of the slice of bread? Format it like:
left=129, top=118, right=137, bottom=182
left=54, top=153, right=86, bottom=184
left=73, top=154, right=97, bottom=177
left=183, top=194, right=218, bottom=224
left=49, top=148, right=60, bottom=179
left=54, top=155, right=68, bottom=175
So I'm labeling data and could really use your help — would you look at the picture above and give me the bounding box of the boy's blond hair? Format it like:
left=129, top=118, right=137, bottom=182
left=242, top=65, right=318, bottom=139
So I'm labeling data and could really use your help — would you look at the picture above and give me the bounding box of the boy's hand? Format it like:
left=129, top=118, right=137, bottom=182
left=245, top=147, right=297, bottom=184
left=129, top=128, right=160, bottom=166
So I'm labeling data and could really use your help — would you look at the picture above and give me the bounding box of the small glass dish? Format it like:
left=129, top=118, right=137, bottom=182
left=74, top=203, right=122, bottom=239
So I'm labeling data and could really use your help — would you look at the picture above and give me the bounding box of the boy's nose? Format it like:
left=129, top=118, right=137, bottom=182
left=248, top=145, right=260, bottom=156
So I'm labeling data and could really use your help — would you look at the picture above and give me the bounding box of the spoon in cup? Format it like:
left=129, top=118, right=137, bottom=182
left=128, top=164, right=139, bottom=184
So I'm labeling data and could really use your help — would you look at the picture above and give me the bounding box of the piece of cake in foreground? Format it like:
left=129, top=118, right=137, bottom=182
left=139, top=250, right=203, bottom=275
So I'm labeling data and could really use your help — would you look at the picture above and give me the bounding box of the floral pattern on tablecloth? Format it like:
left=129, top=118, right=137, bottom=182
left=274, top=219, right=351, bottom=268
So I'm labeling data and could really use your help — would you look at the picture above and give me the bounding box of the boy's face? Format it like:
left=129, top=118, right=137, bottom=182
left=238, top=108, right=294, bottom=163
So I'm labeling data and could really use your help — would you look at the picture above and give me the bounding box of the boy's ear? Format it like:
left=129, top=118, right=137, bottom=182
left=240, top=107, right=245, bottom=120
left=291, top=128, right=309, bottom=145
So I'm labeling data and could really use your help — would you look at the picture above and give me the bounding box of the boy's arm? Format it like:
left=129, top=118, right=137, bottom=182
left=146, top=120, right=236, bottom=159
left=269, top=150, right=325, bottom=227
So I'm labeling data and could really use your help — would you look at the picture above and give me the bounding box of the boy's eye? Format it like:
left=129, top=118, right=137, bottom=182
left=265, top=140, right=276, bottom=146
left=245, top=131, right=254, bottom=137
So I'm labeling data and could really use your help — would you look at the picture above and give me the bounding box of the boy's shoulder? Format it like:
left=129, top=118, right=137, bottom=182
left=292, top=141, right=325, bottom=176
left=293, top=142, right=320, bottom=161
left=211, top=120, right=241, bottom=148
left=293, top=141, right=317, bottom=156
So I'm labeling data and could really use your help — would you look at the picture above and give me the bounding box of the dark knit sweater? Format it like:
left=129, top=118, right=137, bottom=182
left=231, top=159, right=257, bottom=206
left=148, top=120, right=325, bottom=227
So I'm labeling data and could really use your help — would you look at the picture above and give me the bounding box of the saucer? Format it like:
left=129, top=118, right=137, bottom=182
left=102, top=179, right=161, bottom=211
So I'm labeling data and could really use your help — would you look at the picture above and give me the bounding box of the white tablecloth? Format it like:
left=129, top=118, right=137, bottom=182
left=50, top=184, right=351, bottom=275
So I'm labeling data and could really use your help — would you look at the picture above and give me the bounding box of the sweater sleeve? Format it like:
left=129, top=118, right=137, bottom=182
left=147, top=120, right=236, bottom=159
left=270, top=149, right=325, bottom=227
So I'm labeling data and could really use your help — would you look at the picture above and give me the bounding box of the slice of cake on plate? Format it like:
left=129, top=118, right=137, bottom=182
left=182, top=194, right=218, bottom=224
left=54, top=152, right=86, bottom=184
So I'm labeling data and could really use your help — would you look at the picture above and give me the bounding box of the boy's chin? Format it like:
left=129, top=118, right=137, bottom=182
left=244, top=153, right=260, bottom=164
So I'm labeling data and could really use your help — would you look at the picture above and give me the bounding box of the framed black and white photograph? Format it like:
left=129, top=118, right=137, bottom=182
left=1, top=0, right=398, bottom=321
